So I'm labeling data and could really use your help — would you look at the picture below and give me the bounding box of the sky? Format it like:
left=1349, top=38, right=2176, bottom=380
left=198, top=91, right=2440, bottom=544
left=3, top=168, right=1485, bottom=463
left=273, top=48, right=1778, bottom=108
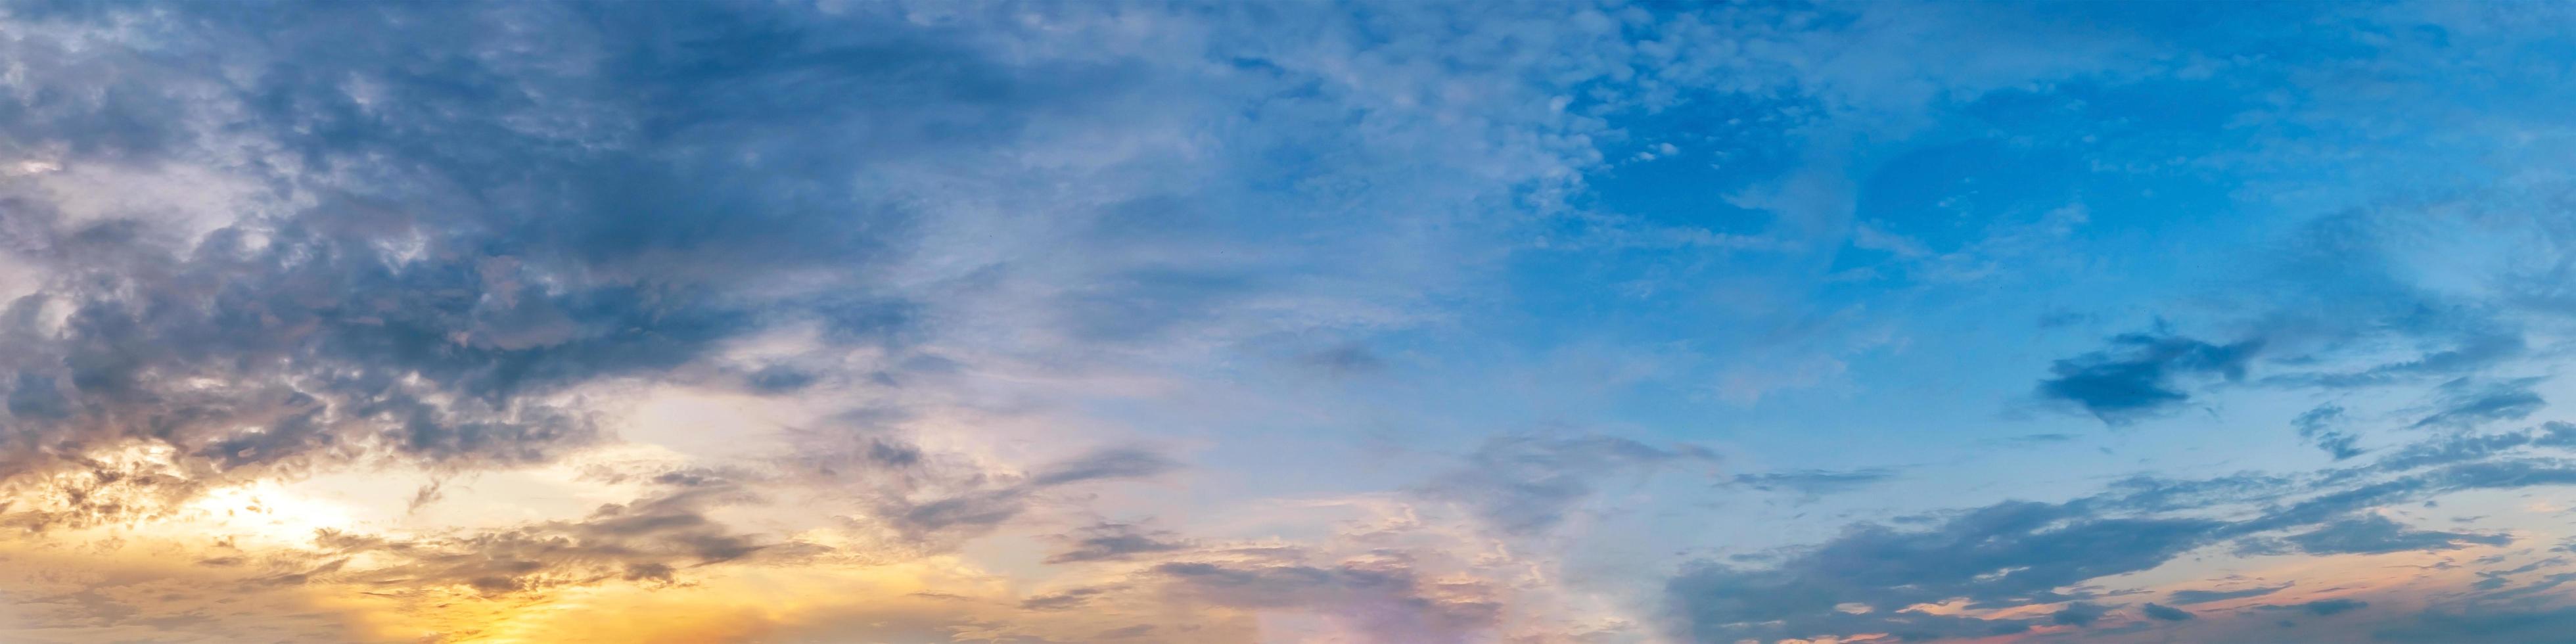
left=8, top=1, right=2576, bottom=643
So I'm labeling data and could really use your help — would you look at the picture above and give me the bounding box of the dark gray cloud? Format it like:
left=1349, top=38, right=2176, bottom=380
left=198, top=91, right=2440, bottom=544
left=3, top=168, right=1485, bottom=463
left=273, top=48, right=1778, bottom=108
left=2035, top=332, right=2259, bottom=423
left=1419, top=434, right=1713, bottom=534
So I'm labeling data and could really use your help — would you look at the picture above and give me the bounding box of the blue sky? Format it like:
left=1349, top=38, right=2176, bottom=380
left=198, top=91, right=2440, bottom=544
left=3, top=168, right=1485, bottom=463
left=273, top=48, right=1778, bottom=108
left=5, top=1, right=2576, bottom=643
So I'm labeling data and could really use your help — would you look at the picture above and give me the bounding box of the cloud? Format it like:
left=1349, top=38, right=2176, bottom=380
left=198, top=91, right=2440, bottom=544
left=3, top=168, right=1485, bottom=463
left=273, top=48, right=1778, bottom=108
left=1026, top=448, right=1180, bottom=487
left=1044, top=522, right=1191, bottom=564
left=187, top=469, right=783, bottom=602
left=2371, top=607, right=2576, bottom=643
left=744, top=365, right=819, bottom=395
left=2050, top=601, right=2109, bottom=626
left=1299, top=342, right=1386, bottom=377
left=1983, top=433, right=2078, bottom=446
left=0, top=0, right=1601, bottom=536
left=2359, top=422, right=2576, bottom=474
left=2240, top=211, right=2536, bottom=391
left=1664, top=415, right=2576, bottom=642
left=2468, top=557, right=2564, bottom=593
left=2280, top=599, right=2368, bottom=616
left=2481, top=571, right=2576, bottom=602
left=1665, top=440, right=2576, bottom=643
left=2294, top=404, right=2367, bottom=461
left=1667, top=499, right=2225, bottom=642
left=1093, top=624, right=1158, bottom=639
left=877, top=447, right=1180, bottom=541
left=0, top=542, right=383, bottom=642
left=1729, top=468, right=1899, bottom=495
left=2412, top=378, right=2548, bottom=429
left=1419, top=434, right=1713, bottom=534
left=0, top=1, right=1070, bottom=523
left=1019, top=585, right=1122, bottom=611
left=1150, top=559, right=1502, bottom=644
left=2281, top=515, right=2512, bottom=555
left=2141, top=603, right=2194, bottom=621
left=2035, top=332, right=2260, bottom=423
left=2166, top=584, right=2290, bottom=605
